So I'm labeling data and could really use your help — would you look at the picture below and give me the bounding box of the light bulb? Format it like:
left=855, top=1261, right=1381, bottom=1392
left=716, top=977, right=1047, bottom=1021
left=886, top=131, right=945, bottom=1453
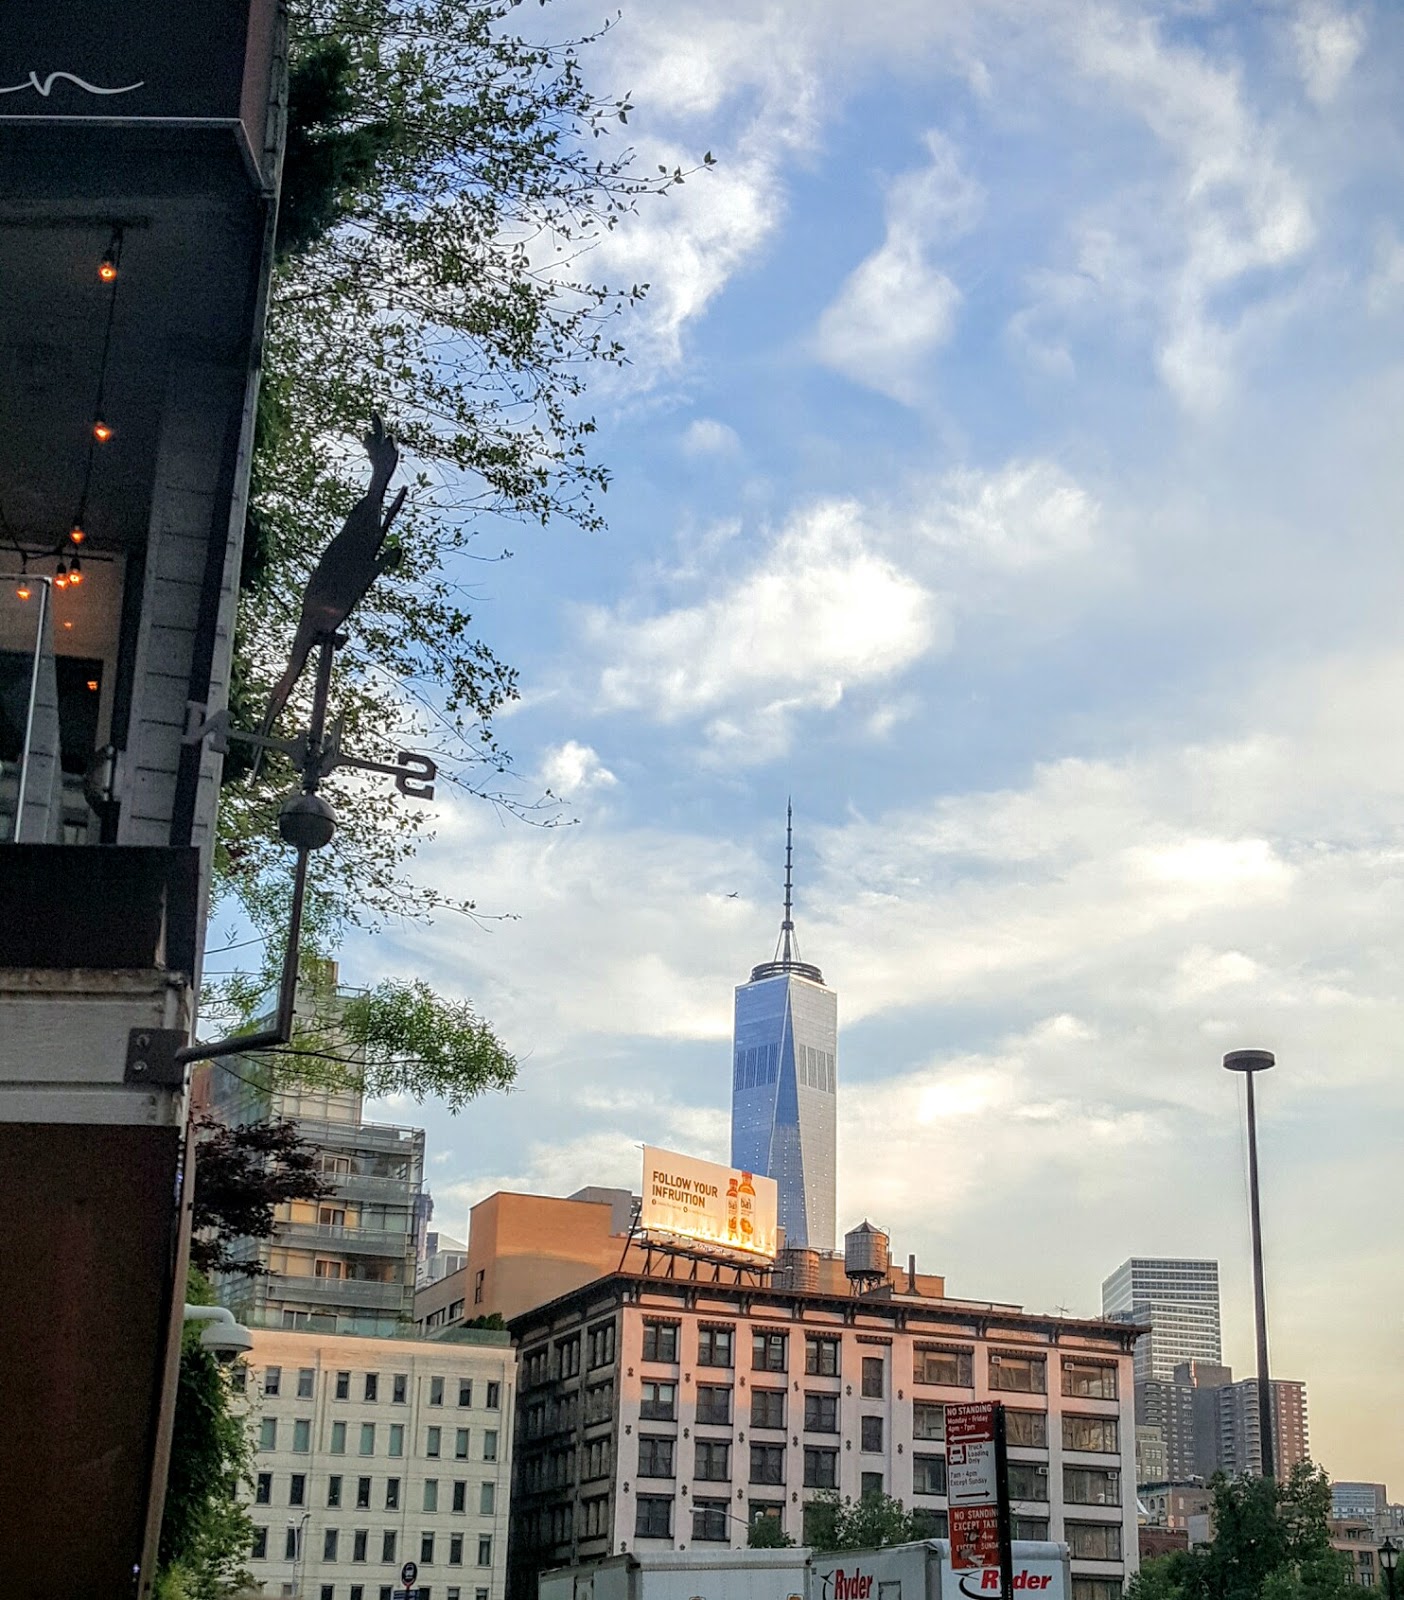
left=93, top=418, right=113, bottom=443
left=55, top=567, right=69, bottom=590
left=68, top=557, right=84, bottom=586
left=15, top=581, right=31, bottom=601
left=69, top=523, right=85, bottom=545
left=99, top=253, right=118, bottom=283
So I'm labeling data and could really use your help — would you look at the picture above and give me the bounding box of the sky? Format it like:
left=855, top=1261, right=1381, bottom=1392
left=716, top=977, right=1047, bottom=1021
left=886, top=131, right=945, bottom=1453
left=307, top=0, right=1404, bottom=1489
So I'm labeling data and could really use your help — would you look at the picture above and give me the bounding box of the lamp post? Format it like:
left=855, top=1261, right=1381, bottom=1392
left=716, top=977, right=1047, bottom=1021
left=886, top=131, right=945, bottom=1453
left=1380, top=1536, right=1398, bottom=1600
left=288, top=1513, right=310, bottom=1596
left=1223, top=1048, right=1276, bottom=1479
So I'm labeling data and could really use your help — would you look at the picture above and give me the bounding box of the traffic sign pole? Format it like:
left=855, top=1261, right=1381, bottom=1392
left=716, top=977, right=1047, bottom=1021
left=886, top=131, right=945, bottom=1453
left=993, top=1403, right=1015, bottom=1600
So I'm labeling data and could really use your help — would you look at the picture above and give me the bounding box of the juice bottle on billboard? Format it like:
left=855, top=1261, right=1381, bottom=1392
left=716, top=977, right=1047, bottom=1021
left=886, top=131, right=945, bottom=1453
left=725, top=1177, right=740, bottom=1241
left=738, top=1171, right=755, bottom=1241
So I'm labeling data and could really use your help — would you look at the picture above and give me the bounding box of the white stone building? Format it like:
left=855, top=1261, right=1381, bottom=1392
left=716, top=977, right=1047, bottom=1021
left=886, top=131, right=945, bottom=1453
left=243, top=1328, right=516, bottom=1600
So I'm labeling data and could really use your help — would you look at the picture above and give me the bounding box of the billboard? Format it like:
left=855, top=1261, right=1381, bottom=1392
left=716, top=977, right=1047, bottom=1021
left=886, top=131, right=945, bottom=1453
left=640, top=1146, right=779, bottom=1261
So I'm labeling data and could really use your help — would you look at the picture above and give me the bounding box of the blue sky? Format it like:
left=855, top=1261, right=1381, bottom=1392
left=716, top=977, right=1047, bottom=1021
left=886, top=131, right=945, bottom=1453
left=302, top=1, right=1404, bottom=1488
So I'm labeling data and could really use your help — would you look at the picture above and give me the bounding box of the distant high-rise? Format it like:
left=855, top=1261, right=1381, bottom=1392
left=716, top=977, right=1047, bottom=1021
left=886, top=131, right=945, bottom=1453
left=1102, top=1257, right=1222, bottom=1383
left=730, top=804, right=837, bottom=1250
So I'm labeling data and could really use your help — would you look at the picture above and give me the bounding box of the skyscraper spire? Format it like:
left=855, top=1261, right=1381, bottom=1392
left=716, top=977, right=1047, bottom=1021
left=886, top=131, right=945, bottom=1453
left=751, top=801, right=823, bottom=983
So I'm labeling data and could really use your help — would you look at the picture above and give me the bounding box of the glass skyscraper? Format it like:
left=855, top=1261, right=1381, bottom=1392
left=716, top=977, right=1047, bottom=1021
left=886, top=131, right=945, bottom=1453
left=730, top=806, right=837, bottom=1251
left=1101, top=1256, right=1222, bottom=1383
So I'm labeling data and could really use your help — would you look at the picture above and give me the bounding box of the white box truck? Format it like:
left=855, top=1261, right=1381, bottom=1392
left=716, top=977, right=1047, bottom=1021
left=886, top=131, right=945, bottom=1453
left=538, top=1548, right=810, bottom=1600
left=810, top=1539, right=1071, bottom=1600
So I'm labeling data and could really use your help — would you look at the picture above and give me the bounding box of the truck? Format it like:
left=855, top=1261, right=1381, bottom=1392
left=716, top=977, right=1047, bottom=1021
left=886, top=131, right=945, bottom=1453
left=539, top=1548, right=809, bottom=1600
left=540, top=1541, right=1070, bottom=1600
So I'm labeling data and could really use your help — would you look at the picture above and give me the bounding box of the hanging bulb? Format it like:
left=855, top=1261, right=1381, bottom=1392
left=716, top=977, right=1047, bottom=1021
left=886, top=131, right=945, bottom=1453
left=55, top=561, right=69, bottom=590
left=69, top=523, right=85, bottom=545
left=15, top=580, right=31, bottom=601
left=68, top=556, right=84, bottom=587
left=98, top=251, right=118, bottom=283
left=92, top=417, right=113, bottom=443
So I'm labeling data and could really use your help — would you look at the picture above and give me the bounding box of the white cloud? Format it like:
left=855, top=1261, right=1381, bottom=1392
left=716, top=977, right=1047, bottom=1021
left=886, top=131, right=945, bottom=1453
left=680, top=417, right=742, bottom=457
left=586, top=498, right=941, bottom=757
left=1292, top=1, right=1366, bottom=107
left=816, top=131, right=981, bottom=402
left=919, top=460, right=1098, bottom=573
left=539, top=740, right=617, bottom=798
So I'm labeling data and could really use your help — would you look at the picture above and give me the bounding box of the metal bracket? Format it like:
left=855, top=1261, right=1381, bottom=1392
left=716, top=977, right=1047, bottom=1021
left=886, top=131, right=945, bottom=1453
left=125, top=1028, right=189, bottom=1089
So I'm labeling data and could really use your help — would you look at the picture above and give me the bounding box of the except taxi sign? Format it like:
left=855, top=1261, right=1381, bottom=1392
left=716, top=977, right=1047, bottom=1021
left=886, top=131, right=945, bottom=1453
left=400, top=1561, right=419, bottom=1586
left=945, top=1400, right=1010, bottom=1581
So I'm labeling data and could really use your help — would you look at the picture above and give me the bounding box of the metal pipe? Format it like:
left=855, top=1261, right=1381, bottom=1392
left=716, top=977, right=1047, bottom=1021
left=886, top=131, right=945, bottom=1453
left=13, top=574, right=52, bottom=842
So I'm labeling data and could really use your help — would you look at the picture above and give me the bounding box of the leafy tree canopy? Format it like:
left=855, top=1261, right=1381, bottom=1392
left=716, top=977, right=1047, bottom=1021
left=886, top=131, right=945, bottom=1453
left=1127, top=1465, right=1354, bottom=1600
left=190, top=1114, right=335, bottom=1274
left=748, top=1515, right=797, bottom=1550
left=804, top=1490, right=932, bottom=1553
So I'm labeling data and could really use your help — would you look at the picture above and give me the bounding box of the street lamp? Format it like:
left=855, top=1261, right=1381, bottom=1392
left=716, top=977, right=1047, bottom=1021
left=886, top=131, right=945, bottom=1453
left=1379, top=1536, right=1398, bottom=1600
left=289, top=1512, right=310, bottom=1596
left=1223, top=1048, right=1276, bottom=1480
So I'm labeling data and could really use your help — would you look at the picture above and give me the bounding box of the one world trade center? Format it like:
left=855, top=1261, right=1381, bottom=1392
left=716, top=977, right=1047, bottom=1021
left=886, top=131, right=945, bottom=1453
left=730, top=804, right=837, bottom=1250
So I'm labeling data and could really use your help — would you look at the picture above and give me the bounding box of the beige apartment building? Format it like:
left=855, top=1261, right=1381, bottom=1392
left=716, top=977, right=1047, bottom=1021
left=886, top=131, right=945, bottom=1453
left=241, top=1327, right=515, bottom=1600
left=505, top=1272, right=1140, bottom=1600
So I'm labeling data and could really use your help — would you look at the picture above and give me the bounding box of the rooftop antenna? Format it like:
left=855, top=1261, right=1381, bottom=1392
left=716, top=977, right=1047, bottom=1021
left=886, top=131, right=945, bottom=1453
left=751, top=798, right=824, bottom=983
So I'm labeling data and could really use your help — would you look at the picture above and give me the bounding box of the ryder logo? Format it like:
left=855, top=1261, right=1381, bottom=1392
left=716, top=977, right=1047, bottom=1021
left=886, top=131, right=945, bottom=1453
left=823, top=1571, right=875, bottom=1600
left=957, top=1571, right=1055, bottom=1597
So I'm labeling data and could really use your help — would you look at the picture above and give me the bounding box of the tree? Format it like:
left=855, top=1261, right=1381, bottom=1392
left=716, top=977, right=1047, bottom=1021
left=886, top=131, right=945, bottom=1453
left=214, top=0, right=706, bottom=974
left=156, top=1273, right=256, bottom=1598
left=804, top=1490, right=925, bottom=1553
left=748, top=1515, right=796, bottom=1550
left=190, top=1115, right=335, bottom=1274
left=1126, top=1465, right=1354, bottom=1600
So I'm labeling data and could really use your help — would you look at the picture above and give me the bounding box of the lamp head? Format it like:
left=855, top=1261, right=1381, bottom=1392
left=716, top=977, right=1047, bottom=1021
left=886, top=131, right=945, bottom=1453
left=1380, top=1539, right=1398, bottom=1575
left=1223, top=1049, right=1275, bottom=1074
left=200, top=1318, right=253, bottom=1363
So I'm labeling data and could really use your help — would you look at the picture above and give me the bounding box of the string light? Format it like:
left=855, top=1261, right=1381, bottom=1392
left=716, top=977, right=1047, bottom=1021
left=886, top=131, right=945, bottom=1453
left=92, top=417, right=113, bottom=443
left=15, top=579, right=31, bottom=601
left=68, top=556, right=84, bottom=587
left=55, top=561, right=69, bottom=589
left=69, top=524, right=84, bottom=545
left=98, top=252, right=118, bottom=284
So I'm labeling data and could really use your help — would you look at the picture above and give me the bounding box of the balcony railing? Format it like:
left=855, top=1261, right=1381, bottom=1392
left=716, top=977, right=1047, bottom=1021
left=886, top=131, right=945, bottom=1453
left=267, top=1273, right=409, bottom=1309
left=280, top=1221, right=413, bottom=1256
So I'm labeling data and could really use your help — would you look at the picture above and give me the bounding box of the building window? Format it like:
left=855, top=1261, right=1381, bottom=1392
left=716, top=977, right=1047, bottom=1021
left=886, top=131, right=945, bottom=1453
left=751, top=1502, right=785, bottom=1534
left=861, top=1472, right=884, bottom=1498
left=336, top=1371, right=351, bottom=1400
left=386, top=1478, right=400, bottom=1509
left=298, top=1369, right=316, bottom=1398
left=803, top=1447, right=837, bottom=1488
left=914, top=1345, right=973, bottom=1387
left=289, top=1474, right=305, bottom=1507
left=1067, top=1523, right=1123, bottom=1561
left=328, top=1476, right=343, bottom=1508
left=913, top=1402, right=945, bottom=1441
left=913, top=1454, right=948, bottom=1495
left=861, top=1356, right=885, bottom=1399
left=427, top=1427, right=441, bottom=1458
left=752, top=1330, right=788, bottom=1372
left=582, top=1495, right=610, bottom=1539
left=695, top=1440, right=731, bottom=1481
left=353, top=1529, right=369, bottom=1562
left=696, top=1384, right=733, bottom=1425
left=360, top=1423, right=375, bottom=1456
left=485, top=1382, right=500, bottom=1410
left=365, top=1373, right=379, bottom=1403
left=989, top=1352, right=1046, bottom=1393
left=455, top=1429, right=470, bottom=1460
left=693, top=1499, right=730, bottom=1542
left=746, top=1388, right=784, bottom=1433
left=1005, top=1409, right=1049, bottom=1448
left=389, top=1425, right=404, bottom=1457
left=1064, top=1467, right=1121, bottom=1507
left=259, top=1418, right=278, bottom=1451
left=382, top=1531, right=397, bottom=1562
left=285, top=1526, right=300, bottom=1560
left=1014, top=1517, right=1050, bottom=1541
left=1063, top=1359, right=1118, bottom=1401
left=477, top=1537, right=493, bottom=1566
left=1006, top=1463, right=1050, bottom=1502
left=584, top=1381, right=613, bottom=1424
left=480, top=1481, right=495, bottom=1515
left=474, top=1269, right=485, bottom=1305
left=431, top=1377, right=445, bottom=1406
left=638, top=1436, right=675, bottom=1478
left=640, top=1381, right=676, bottom=1421
left=458, top=1380, right=472, bottom=1407
left=421, top=1532, right=435, bottom=1563
left=293, top=1419, right=312, bottom=1453
left=264, top=1367, right=282, bottom=1396
left=556, top=1335, right=581, bottom=1378
left=255, top=1473, right=272, bottom=1505
left=323, top=1530, right=339, bottom=1561
left=321, top=1587, right=334, bottom=1600
left=1071, top=1580, right=1124, bottom=1600
left=357, top=1477, right=372, bottom=1509
left=751, top=1444, right=786, bottom=1485
left=635, top=1497, right=672, bottom=1539
left=450, top=1480, right=466, bottom=1513
left=583, top=1438, right=611, bottom=1481
left=697, top=1326, right=735, bottom=1368
left=805, top=1335, right=841, bottom=1377
left=482, top=1431, right=498, bottom=1463
left=450, top=1534, right=464, bottom=1565
left=393, top=1374, right=408, bottom=1404
left=804, top=1393, right=839, bottom=1433
left=251, top=1527, right=267, bottom=1559
left=424, top=1480, right=439, bottom=1513
left=588, top=1321, right=617, bottom=1369
left=642, top=1321, right=679, bottom=1362
left=912, top=1510, right=949, bottom=1540
left=1063, top=1415, right=1119, bottom=1454
left=861, top=1415, right=884, bottom=1452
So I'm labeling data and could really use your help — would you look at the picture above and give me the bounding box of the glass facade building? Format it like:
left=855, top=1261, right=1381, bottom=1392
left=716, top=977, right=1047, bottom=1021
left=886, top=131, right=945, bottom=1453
left=1101, top=1257, right=1221, bottom=1384
left=730, top=808, right=837, bottom=1250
